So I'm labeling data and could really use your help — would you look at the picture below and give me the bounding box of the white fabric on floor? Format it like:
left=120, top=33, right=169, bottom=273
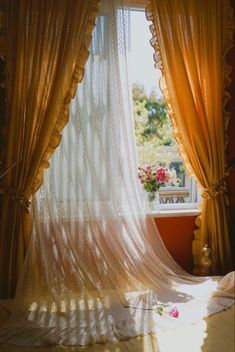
left=0, top=0, right=234, bottom=347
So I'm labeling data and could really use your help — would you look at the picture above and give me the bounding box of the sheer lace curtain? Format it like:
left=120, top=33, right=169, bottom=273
left=0, top=0, right=234, bottom=347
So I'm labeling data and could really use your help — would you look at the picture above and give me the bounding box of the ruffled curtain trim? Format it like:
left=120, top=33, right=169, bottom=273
left=145, top=0, right=235, bottom=271
left=145, top=2, right=199, bottom=183
left=31, top=0, right=101, bottom=194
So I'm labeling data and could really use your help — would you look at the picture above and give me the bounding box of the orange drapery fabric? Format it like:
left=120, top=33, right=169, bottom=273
left=0, top=0, right=100, bottom=298
left=147, top=0, right=234, bottom=274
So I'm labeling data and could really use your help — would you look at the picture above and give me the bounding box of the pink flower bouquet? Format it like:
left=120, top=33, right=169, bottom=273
left=138, top=164, right=177, bottom=194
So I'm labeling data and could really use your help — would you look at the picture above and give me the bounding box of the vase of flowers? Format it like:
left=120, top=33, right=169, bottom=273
left=138, top=164, right=177, bottom=208
left=146, top=190, right=160, bottom=209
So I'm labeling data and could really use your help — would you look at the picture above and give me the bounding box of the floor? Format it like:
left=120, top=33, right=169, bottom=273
left=0, top=301, right=234, bottom=352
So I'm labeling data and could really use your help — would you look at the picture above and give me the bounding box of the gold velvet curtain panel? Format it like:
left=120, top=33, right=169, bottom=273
left=0, top=0, right=100, bottom=298
left=147, top=0, right=234, bottom=274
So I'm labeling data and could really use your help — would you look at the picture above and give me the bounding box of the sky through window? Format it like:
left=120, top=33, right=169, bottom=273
left=130, top=10, right=162, bottom=96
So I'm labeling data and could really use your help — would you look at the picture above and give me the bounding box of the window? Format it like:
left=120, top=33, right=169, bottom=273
left=130, top=9, right=199, bottom=213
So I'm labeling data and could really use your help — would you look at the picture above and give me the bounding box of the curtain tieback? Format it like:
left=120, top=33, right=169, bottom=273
left=202, top=178, right=227, bottom=199
left=1, top=187, right=31, bottom=210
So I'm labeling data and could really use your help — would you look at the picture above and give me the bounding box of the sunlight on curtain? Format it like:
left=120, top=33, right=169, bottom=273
left=0, top=0, right=100, bottom=298
left=146, top=0, right=235, bottom=274
left=0, top=0, right=234, bottom=347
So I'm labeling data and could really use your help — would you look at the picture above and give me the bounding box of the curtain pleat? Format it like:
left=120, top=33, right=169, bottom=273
left=146, top=0, right=234, bottom=274
left=0, top=0, right=100, bottom=298
left=0, top=2, right=234, bottom=345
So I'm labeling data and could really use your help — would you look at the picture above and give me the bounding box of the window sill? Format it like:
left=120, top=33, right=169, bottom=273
left=147, top=207, right=200, bottom=218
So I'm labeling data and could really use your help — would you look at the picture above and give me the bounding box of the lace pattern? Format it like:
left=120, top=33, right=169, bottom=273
left=0, top=0, right=234, bottom=347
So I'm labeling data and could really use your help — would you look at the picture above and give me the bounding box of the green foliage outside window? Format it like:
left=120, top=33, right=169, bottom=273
left=133, top=83, right=186, bottom=188
left=133, top=83, right=176, bottom=147
left=133, top=82, right=178, bottom=166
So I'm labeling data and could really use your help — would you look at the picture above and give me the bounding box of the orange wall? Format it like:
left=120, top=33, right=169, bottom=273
left=155, top=216, right=196, bottom=274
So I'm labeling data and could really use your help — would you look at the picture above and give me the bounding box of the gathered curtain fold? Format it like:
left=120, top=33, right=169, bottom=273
left=146, top=0, right=234, bottom=274
left=0, top=0, right=100, bottom=298
left=0, top=2, right=234, bottom=345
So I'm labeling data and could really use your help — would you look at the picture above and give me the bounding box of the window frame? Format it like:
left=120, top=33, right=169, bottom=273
left=130, top=6, right=200, bottom=216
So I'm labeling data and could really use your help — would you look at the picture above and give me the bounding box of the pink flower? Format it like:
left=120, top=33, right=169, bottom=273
left=156, top=168, right=167, bottom=183
left=168, top=307, right=179, bottom=318
left=138, top=164, right=177, bottom=193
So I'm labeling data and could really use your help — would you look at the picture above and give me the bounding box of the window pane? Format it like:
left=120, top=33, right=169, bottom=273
left=130, top=10, right=197, bottom=205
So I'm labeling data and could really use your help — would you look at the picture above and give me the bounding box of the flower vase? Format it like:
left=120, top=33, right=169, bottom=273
left=147, top=191, right=160, bottom=210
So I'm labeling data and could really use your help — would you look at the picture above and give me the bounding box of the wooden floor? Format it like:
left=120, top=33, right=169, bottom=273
left=0, top=301, right=234, bottom=352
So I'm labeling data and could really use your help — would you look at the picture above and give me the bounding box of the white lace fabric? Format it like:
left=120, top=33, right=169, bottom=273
left=0, top=0, right=234, bottom=347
